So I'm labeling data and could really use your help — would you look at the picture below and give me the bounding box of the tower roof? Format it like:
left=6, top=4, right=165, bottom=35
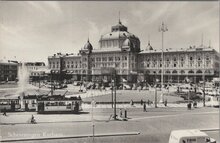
left=83, top=39, right=93, bottom=51
left=146, top=41, right=153, bottom=51
left=111, top=21, right=128, bottom=32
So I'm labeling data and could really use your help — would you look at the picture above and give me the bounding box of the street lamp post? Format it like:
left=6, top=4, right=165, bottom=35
left=91, top=93, right=95, bottom=143
left=159, top=22, right=168, bottom=103
left=154, top=73, right=157, bottom=108
left=113, top=70, right=117, bottom=120
left=203, top=74, right=206, bottom=107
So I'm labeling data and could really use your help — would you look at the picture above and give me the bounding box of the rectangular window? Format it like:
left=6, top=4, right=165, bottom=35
left=108, top=57, right=113, bottom=61
left=102, top=57, right=107, bottom=61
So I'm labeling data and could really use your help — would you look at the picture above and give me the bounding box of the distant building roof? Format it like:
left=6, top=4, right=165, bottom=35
left=92, top=48, right=121, bottom=53
left=49, top=53, right=80, bottom=59
left=140, top=45, right=216, bottom=54
left=0, top=60, right=18, bottom=65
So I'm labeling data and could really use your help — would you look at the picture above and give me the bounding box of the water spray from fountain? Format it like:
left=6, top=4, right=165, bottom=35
left=17, top=62, right=29, bottom=95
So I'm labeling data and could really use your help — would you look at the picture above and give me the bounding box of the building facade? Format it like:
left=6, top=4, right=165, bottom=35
left=48, top=20, right=220, bottom=84
left=24, top=62, right=47, bottom=81
left=139, top=45, right=220, bottom=84
left=0, top=60, right=18, bottom=82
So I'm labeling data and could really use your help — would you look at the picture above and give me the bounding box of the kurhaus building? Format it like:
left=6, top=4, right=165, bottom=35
left=48, top=20, right=220, bottom=84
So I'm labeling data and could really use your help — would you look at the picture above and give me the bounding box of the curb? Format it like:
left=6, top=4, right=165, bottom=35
left=0, top=132, right=140, bottom=142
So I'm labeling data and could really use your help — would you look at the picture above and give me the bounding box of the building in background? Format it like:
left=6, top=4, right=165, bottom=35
left=24, top=62, right=47, bottom=82
left=0, top=60, right=18, bottom=82
left=48, top=20, right=220, bottom=85
left=139, top=44, right=220, bottom=84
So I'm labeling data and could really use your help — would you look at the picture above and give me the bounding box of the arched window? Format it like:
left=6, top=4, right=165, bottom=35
left=196, top=70, right=202, bottom=74
left=172, top=70, right=178, bottom=74
left=165, top=70, right=170, bottom=74
left=205, top=70, right=211, bottom=74
left=180, top=70, right=185, bottom=74
left=188, top=70, right=194, bottom=74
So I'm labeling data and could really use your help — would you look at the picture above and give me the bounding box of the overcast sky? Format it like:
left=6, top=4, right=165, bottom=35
left=0, top=1, right=219, bottom=64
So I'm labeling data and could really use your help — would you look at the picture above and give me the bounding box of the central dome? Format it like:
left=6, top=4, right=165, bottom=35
left=99, top=20, right=140, bottom=52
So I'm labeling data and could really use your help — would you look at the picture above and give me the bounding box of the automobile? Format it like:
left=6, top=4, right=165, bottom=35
left=73, top=81, right=81, bottom=86
left=142, top=86, right=148, bottom=90
left=206, top=96, right=219, bottom=108
left=123, top=84, right=131, bottom=90
left=169, top=129, right=217, bottom=143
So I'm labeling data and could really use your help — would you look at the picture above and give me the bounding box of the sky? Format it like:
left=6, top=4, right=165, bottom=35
left=0, top=1, right=219, bottom=64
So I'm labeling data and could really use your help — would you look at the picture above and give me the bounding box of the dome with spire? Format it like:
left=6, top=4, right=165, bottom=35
left=146, top=41, right=153, bottom=51
left=83, top=39, right=93, bottom=51
left=99, top=17, right=140, bottom=52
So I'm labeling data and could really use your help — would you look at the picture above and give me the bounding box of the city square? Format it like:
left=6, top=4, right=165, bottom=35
left=0, top=1, right=220, bottom=143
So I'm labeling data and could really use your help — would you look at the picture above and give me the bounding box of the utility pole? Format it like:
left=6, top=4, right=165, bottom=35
left=111, top=73, right=113, bottom=108
left=154, top=73, right=157, bottom=108
left=50, top=71, right=53, bottom=96
left=159, top=22, right=168, bottom=103
left=91, top=93, right=95, bottom=143
left=203, top=74, right=206, bottom=107
left=113, top=70, right=117, bottom=120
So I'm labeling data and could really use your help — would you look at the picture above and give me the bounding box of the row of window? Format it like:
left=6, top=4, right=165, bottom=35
left=140, top=61, right=211, bottom=68
left=91, top=56, right=128, bottom=62
left=101, top=40, right=119, bottom=48
left=143, top=55, right=211, bottom=62
left=145, top=70, right=212, bottom=74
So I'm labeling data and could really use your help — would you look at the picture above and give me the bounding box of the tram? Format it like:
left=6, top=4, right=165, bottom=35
left=0, top=97, right=20, bottom=111
left=37, top=95, right=82, bottom=114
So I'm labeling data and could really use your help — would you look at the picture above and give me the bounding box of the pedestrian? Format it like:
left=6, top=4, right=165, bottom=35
left=143, top=102, right=146, bottom=112
left=187, top=102, right=192, bottom=110
left=193, top=101, right=197, bottom=108
left=164, top=99, right=168, bottom=107
left=2, top=107, right=6, bottom=116
left=130, top=99, right=134, bottom=106
left=147, top=99, right=150, bottom=106
left=119, top=109, right=122, bottom=118
left=140, top=99, right=143, bottom=105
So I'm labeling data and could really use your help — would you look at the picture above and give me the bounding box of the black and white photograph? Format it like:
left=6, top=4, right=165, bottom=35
left=0, top=1, right=219, bottom=143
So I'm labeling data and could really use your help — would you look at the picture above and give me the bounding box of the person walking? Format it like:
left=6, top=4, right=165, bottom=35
left=164, top=99, right=168, bottom=107
left=140, top=99, right=143, bottom=105
left=147, top=99, right=150, bottom=106
left=119, top=109, right=122, bottom=118
left=143, top=102, right=146, bottom=112
left=3, top=107, right=6, bottom=116
left=130, top=99, right=134, bottom=106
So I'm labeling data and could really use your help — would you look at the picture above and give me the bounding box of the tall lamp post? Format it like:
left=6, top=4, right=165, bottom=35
left=159, top=22, right=168, bottom=102
left=203, top=74, right=206, bottom=107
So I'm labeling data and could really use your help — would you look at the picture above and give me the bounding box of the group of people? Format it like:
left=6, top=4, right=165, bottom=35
left=130, top=99, right=169, bottom=112
left=187, top=101, right=197, bottom=110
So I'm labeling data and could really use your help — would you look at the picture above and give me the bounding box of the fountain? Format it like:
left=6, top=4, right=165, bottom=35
left=17, top=62, right=30, bottom=110
left=17, top=62, right=29, bottom=94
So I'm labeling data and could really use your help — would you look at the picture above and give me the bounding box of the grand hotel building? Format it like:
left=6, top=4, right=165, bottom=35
left=48, top=20, right=220, bottom=84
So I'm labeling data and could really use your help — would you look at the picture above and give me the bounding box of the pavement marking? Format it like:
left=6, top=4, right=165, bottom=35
left=0, top=132, right=140, bottom=142
left=131, top=111, right=218, bottom=121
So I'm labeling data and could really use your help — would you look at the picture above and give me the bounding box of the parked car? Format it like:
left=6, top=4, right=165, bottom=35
left=169, top=129, right=217, bottom=143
